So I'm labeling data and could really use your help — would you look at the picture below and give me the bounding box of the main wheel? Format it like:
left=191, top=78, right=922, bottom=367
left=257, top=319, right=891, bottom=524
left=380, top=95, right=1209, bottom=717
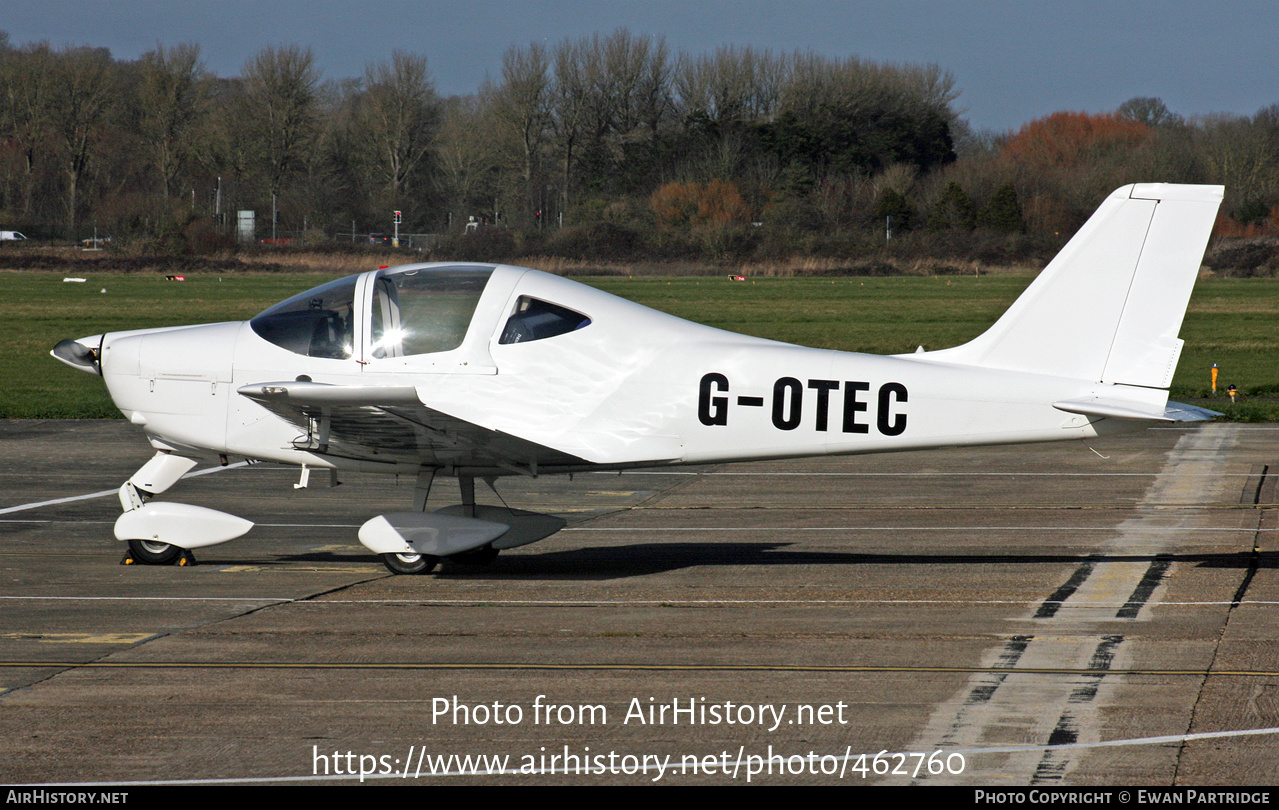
left=380, top=552, right=438, bottom=575
left=127, top=538, right=182, bottom=565
left=448, top=545, right=499, bottom=566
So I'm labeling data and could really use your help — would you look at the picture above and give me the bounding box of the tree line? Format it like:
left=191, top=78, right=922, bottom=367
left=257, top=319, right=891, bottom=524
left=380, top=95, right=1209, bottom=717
left=2, top=28, right=1277, bottom=262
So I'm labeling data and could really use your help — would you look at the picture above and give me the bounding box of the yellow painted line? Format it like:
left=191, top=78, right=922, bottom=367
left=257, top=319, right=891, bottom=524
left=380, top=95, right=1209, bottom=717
left=0, top=632, right=156, bottom=644
left=0, top=661, right=1276, bottom=677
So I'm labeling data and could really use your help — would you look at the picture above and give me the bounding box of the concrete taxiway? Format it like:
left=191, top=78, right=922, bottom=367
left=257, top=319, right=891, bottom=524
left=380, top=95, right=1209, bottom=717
left=1, top=419, right=1278, bottom=786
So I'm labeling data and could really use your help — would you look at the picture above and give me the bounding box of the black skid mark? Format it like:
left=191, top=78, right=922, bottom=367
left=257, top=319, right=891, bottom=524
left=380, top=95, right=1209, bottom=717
left=1031, top=634, right=1125, bottom=783
left=1117, top=555, right=1172, bottom=618
left=1035, top=556, right=1101, bottom=618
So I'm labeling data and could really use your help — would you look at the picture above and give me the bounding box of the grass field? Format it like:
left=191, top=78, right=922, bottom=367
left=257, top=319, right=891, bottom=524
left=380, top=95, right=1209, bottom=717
left=5, top=269, right=1276, bottom=419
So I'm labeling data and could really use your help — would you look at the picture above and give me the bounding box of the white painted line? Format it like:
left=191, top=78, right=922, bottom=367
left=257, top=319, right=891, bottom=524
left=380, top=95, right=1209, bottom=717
left=0, top=520, right=365, bottom=528
left=305, top=598, right=1279, bottom=607
left=564, top=526, right=1268, bottom=532
left=951, top=725, right=1279, bottom=755
left=257, top=523, right=365, bottom=528
left=3, top=595, right=1276, bottom=608
left=0, top=489, right=119, bottom=515
left=0, top=462, right=249, bottom=515
left=3, top=518, right=1261, bottom=532
left=609, top=471, right=1256, bottom=477
left=0, top=595, right=295, bottom=602
left=0, top=519, right=117, bottom=525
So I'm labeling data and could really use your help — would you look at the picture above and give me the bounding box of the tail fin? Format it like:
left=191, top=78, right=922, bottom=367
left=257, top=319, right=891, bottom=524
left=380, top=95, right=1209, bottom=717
left=928, top=184, right=1223, bottom=388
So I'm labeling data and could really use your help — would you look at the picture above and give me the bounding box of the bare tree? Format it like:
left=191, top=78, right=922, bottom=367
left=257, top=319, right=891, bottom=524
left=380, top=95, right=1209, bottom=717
left=601, top=29, right=650, bottom=134
left=551, top=37, right=592, bottom=215
left=46, top=45, right=116, bottom=236
left=240, top=45, right=320, bottom=200
left=1117, top=96, right=1184, bottom=129
left=137, top=43, right=208, bottom=199
left=0, top=41, right=54, bottom=219
left=563, top=30, right=671, bottom=198
left=1195, top=111, right=1279, bottom=214
left=485, top=42, right=550, bottom=225
left=354, top=51, right=440, bottom=205
left=674, top=46, right=781, bottom=127
left=436, top=95, right=500, bottom=224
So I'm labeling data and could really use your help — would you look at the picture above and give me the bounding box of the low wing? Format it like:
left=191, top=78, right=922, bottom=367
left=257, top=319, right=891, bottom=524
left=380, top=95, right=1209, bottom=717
left=237, top=381, right=590, bottom=474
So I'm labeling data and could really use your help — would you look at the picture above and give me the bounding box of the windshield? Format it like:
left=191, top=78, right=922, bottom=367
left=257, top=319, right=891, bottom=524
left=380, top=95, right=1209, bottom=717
left=250, top=275, right=358, bottom=359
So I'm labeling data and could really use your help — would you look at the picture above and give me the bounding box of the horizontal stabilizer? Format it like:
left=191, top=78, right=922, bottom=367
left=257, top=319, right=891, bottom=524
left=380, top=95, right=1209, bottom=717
left=1162, top=401, right=1224, bottom=422
left=1053, top=398, right=1220, bottom=423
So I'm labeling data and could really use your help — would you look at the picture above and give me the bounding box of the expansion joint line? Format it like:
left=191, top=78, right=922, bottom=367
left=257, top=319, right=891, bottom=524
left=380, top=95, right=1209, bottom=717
left=1175, top=463, right=1275, bottom=783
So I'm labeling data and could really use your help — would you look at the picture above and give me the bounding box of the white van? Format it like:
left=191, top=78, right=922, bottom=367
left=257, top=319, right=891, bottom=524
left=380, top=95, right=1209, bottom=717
left=0, top=231, right=27, bottom=241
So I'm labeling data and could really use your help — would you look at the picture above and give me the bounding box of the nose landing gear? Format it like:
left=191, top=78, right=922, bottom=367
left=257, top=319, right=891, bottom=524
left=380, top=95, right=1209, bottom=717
left=114, top=452, right=253, bottom=565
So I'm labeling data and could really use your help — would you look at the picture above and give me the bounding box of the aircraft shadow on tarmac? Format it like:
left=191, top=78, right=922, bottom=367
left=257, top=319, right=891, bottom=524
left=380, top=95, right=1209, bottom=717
left=236, top=544, right=1279, bottom=582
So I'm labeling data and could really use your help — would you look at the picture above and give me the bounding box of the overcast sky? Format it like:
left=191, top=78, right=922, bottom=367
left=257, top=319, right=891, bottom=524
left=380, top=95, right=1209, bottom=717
left=4, top=0, right=1276, bottom=133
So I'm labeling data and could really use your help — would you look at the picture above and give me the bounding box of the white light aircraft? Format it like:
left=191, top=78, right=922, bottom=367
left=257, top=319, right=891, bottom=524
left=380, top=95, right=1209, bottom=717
left=52, top=184, right=1223, bottom=574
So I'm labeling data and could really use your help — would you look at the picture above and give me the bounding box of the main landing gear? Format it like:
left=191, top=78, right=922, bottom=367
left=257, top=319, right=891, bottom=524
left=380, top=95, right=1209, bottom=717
left=381, top=551, right=438, bottom=575
left=360, top=472, right=566, bottom=575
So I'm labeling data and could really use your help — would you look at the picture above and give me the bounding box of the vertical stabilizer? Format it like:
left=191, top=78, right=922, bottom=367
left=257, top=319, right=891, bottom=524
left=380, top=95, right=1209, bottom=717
left=926, top=184, right=1222, bottom=388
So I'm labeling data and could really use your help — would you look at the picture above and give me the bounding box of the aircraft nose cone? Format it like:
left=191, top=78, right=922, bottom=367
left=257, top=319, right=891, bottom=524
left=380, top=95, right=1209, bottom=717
left=51, top=337, right=101, bottom=375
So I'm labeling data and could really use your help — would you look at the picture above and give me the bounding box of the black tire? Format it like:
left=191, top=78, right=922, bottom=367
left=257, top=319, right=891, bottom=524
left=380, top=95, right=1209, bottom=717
left=380, top=552, right=438, bottom=575
left=448, top=545, right=499, bottom=566
left=128, top=538, right=182, bottom=565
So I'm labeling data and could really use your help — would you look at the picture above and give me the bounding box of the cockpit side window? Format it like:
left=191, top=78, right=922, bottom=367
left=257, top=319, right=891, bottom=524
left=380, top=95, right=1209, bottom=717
left=373, top=267, right=494, bottom=357
left=499, top=296, right=591, bottom=344
left=250, top=275, right=358, bottom=359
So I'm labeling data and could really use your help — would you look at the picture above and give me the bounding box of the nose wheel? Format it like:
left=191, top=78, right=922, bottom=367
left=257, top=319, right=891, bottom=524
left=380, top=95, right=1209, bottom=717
left=122, top=538, right=198, bottom=566
left=380, top=552, right=439, bottom=575
left=129, top=539, right=181, bottom=564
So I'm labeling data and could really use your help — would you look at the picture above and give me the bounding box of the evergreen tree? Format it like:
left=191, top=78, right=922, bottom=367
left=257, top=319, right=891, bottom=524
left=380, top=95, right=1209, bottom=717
left=977, top=182, right=1024, bottom=232
left=874, top=188, right=915, bottom=232
left=930, top=181, right=975, bottom=230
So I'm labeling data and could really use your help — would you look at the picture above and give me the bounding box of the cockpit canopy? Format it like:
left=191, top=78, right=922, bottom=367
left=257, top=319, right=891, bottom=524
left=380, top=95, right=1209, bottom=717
left=250, top=265, right=494, bottom=360
left=249, top=263, right=591, bottom=362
